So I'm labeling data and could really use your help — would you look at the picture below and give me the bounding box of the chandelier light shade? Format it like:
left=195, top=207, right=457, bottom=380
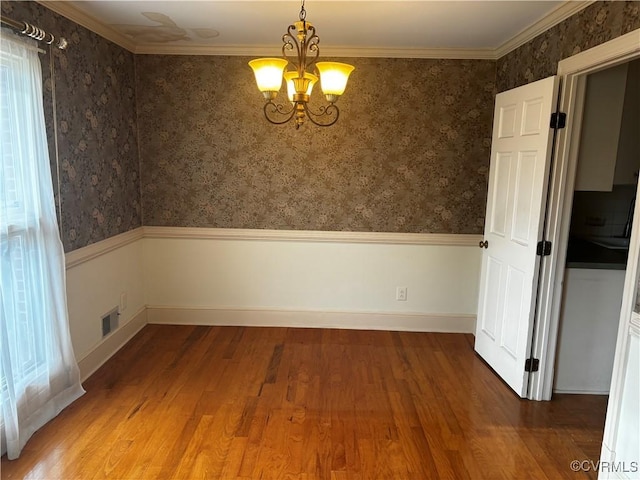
left=315, top=62, right=354, bottom=100
left=284, top=71, right=317, bottom=101
left=248, top=0, right=354, bottom=128
left=247, top=58, right=288, bottom=98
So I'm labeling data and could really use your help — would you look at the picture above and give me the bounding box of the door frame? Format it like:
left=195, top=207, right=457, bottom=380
left=528, top=29, right=640, bottom=401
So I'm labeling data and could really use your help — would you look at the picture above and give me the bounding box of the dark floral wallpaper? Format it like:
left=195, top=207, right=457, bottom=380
left=497, top=1, right=640, bottom=92
left=137, top=56, right=495, bottom=233
left=1, top=1, right=141, bottom=252
left=5, top=1, right=638, bottom=246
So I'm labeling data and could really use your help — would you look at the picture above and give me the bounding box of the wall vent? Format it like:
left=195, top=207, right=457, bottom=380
left=101, top=307, right=119, bottom=337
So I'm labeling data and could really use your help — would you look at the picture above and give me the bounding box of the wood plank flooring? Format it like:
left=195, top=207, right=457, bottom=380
left=1, top=325, right=608, bottom=479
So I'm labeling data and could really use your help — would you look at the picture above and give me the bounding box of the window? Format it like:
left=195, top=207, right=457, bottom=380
left=1, top=52, right=47, bottom=396
left=0, top=33, right=84, bottom=460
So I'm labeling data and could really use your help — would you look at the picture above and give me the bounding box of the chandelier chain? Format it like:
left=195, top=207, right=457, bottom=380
left=299, top=0, right=306, bottom=21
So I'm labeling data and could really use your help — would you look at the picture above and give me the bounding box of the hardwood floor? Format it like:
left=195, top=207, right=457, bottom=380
left=2, top=325, right=607, bottom=479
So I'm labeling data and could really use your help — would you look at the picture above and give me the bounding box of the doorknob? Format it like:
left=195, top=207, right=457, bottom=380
left=479, top=240, right=488, bottom=249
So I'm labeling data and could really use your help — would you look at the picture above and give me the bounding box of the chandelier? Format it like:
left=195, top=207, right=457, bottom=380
left=248, top=0, right=355, bottom=129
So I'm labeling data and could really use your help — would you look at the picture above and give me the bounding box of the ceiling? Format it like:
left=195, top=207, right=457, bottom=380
left=42, top=0, right=592, bottom=59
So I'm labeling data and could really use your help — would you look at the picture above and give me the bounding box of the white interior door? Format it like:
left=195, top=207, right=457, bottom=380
left=475, top=76, right=559, bottom=397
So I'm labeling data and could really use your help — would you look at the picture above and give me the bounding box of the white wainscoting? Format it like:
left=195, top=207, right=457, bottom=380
left=65, top=229, right=146, bottom=380
left=64, top=227, right=482, bottom=380
left=143, top=227, right=482, bottom=332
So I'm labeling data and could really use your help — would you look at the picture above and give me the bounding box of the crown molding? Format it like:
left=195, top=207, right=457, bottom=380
left=135, top=43, right=284, bottom=57
left=494, top=0, right=595, bottom=59
left=37, top=0, right=136, bottom=52
left=39, top=0, right=594, bottom=60
left=306, top=46, right=496, bottom=60
left=135, top=43, right=496, bottom=60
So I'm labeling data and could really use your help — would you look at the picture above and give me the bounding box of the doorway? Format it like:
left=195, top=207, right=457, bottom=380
left=553, top=59, right=640, bottom=396
left=474, top=29, right=640, bottom=470
left=529, top=30, right=640, bottom=402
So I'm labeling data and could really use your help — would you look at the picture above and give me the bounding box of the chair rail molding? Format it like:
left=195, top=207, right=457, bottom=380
left=142, top=226, right=483, bottom=246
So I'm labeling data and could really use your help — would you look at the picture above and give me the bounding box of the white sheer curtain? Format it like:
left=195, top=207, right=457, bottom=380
left=0, top=32, right=84, bottom=460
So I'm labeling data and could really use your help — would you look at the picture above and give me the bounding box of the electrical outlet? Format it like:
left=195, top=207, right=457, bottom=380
left=396, top=286, right=408, bottom=301
left=120, top=292, right=128, bottom=312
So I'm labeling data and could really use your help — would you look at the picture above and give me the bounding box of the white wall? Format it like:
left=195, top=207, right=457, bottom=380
left=65, top=229, right=146, bottom=380
left=606, top=328, right=639, bottom=479
left=62, top=227, right=482, bottom=380
left=143, top=228, right=482, bottom=332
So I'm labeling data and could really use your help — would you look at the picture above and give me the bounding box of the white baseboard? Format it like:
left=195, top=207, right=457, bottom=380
left=77, top=307, right=148, bottom=381
left=553, top=389, right=610, bottom=395
left=146, top=306, right=476, bottom=333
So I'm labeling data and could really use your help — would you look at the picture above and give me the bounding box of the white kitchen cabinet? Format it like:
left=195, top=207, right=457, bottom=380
left=554, top=268, right=624, bottom=394
left=613, top=60, right=640, bottom=186
left=574, top=63, right=628, bottom=191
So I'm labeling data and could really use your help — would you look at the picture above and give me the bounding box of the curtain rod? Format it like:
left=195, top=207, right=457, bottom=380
left=1, top=15, right=67, bottom=50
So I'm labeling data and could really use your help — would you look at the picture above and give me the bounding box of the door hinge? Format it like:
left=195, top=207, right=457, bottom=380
left=550, top=112, right=566, bottom=129
left=536, top=240, right=552, bottom=256
left=525, top=358, right=540, bottom=373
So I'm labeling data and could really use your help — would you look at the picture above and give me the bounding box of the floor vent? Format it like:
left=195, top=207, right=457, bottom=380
left=101, top=307, right=119, bottom=337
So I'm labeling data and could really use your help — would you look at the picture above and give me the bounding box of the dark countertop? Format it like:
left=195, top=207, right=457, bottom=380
left=565, top=238, right=628, bottom=270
